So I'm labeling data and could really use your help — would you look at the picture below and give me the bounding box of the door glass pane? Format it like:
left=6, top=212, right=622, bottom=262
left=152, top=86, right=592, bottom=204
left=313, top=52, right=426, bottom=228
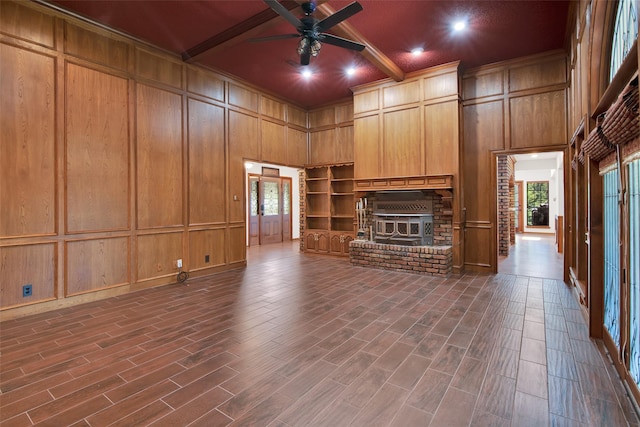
left=283, top=182, right=290, bottom=215
left=628, top=160, right=640, bottom=385
left=263, top=181, right=279, bottom=216
left=604, top=169, right=620, bottom=348
left=250, top=179, right=259, bottom=217
left=526, top=181, right=549, bottom=226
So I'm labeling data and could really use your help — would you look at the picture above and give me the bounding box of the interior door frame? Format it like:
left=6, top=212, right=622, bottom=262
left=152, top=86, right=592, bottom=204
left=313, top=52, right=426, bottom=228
left=493, top=149, right=569, bottom=281
left=247, top=173, right=293, bottom=246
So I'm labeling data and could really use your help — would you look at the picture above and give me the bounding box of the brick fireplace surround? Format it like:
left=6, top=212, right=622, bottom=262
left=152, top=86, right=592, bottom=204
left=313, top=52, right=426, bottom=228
left=348, top=189, right=454, bottom=277
left=349, top=241, right=453, bottom=276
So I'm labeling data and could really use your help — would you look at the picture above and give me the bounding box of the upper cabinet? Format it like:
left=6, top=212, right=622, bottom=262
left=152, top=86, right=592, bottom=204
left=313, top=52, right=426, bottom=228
left=352, top=62, right=462, bottom=181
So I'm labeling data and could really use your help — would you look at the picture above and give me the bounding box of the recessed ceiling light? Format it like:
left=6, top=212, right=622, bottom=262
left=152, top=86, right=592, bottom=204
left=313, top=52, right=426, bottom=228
left=453, top=20, right=466, bottom=32
left=244, top=162, right=254, bottom=169
left=531, top=154, right=539, bottom=158
left=346, top=66, right=356, bottom=76
left=301, top=69, right=312, bottom=79
left=411, top=47, right=424, bottom=56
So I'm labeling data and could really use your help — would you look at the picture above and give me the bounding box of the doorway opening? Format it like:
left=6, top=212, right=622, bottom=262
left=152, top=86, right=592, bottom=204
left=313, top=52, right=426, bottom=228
left=497, top=151, right=565, bottom=279
left=246, top=162, right=300, bottom=246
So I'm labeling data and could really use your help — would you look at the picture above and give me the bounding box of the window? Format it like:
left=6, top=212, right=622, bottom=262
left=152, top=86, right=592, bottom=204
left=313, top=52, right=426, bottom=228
left=609, top=0, right=638, bottom=82
left=283, top=181, right=290, bottom=215
left=603, top=169, right=620, bottom=347
left=263, top=181, right=279, bottom=216
left=250, top=179, right=259, bottom=217
left=526, top=181, right=549, bottom=226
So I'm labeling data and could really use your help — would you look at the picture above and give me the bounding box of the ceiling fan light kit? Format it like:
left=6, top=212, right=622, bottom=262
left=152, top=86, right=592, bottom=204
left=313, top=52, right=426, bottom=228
left=258, top=0, right=365, bottom=65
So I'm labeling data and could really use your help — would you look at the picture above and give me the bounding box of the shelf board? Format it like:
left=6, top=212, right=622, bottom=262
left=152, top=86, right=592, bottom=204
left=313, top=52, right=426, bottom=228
left=305, top=177, right=328, bottom=181
left=306, top=214, right=329, bottom=218
left=331, top=214, right=354, bottom=218
left=306, top=192, right=328, bottom=195
left=331, top=178, right=352, bottom=182
left=331, top=192, right=354, bottom=196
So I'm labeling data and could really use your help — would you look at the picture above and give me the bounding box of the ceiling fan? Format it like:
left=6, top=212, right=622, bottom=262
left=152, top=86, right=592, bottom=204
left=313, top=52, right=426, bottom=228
left=254, top=0, right=366, bottom=65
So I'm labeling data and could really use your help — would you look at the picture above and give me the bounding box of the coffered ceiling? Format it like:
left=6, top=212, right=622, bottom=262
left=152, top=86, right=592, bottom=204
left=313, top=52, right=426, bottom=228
left=46, top=0, right=571, bottom=108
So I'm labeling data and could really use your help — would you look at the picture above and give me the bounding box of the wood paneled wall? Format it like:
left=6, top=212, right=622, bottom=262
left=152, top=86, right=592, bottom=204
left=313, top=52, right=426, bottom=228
left=0, top=1, right=308, bottom=318
left=308, top=101, right=354, bottom=165
left=352, top=62, right=461, bottom=180
left=462, top=51, right=569, bottom=272
left=1, top=42, right=56, bottom=238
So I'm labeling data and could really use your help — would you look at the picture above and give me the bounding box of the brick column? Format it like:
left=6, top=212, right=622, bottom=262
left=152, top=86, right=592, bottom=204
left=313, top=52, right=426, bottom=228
left=498, top=156, right=515, bottom=256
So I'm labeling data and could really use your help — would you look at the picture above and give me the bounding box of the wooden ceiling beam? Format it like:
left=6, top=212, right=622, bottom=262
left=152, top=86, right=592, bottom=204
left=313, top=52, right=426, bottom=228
left=182, top=0, right=301, bottom=62
left=315, top=2, right=405, bottom=82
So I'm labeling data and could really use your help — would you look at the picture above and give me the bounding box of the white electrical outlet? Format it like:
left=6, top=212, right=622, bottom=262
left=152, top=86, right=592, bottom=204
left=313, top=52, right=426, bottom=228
left=176, top=259, right=182, bottom=268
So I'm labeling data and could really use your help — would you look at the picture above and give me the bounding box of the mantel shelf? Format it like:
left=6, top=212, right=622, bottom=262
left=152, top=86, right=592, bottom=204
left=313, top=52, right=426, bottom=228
left=354, top=175, right=454, bottom=192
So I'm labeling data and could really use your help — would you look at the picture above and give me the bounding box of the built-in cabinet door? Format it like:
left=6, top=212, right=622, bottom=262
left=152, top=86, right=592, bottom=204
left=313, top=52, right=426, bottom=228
left=329, top=232, right=354, bottom=256
left=317, top=232, right=329, bottom=252
left=330, top=234, right=342, bottom=254
left=343, top=235, right=354, bottom=254
left=305, top=231, right=330, bottom=253
left=305, top=232, right=318, bottom=251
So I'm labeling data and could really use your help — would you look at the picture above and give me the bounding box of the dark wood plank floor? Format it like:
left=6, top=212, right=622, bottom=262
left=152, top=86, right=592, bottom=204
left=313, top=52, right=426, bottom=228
left=1, top=241, right=639, bottom=426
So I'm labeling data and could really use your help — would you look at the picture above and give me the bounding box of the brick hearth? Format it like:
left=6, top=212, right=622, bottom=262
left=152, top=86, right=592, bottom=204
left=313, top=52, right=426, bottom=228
left=349, top=241, right=453, bottom=276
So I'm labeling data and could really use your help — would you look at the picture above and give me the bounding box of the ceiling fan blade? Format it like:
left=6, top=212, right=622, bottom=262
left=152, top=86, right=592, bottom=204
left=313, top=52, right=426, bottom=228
left=316, top=2, right=363, bottom=32
left=249, top=34, right=300, bottom=43
left=320, top=34, right=365, bottom=51
left=300, top=49, right=311, bottom=65
left=263, top=0, right=302, bottom=29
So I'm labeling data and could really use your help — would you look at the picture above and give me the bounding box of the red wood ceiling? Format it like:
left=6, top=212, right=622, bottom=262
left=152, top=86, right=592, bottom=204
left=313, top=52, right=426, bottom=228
left=49, top=0, right=570, bottom=108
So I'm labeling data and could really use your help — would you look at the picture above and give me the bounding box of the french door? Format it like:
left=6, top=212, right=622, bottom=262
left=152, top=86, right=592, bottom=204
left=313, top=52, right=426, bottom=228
left=248, top=174, right=291, bottom=246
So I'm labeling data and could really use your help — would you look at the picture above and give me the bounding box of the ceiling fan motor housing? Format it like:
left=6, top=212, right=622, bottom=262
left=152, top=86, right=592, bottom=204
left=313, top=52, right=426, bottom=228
left=301, top=2, right=317, bottom=15
left=300, top=16, right=319, bottom=38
